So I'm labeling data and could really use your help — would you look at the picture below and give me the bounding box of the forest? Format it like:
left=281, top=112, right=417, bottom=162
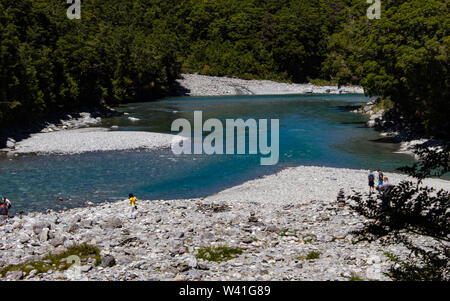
left=0, top=0, right=448, bottom=139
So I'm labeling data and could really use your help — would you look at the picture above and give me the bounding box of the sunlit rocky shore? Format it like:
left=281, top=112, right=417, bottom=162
left=177, top=74, right=364, bottom=96
left=1, top=165, right=447, bottom=281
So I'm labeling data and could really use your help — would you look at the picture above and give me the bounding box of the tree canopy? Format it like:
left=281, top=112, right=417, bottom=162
left=324, top=0, right=449, bottom=139
left=1, top=0, right=448, bottom=139
left=0, top=0, right=180, bottom=128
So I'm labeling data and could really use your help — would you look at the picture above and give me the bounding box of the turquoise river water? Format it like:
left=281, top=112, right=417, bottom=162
left=0, top=94, right=418, bottom=212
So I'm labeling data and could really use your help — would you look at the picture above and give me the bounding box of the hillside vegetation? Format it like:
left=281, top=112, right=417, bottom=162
left=1, top=0, right=448, bottom=138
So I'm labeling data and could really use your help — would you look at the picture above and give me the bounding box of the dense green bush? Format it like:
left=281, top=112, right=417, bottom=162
left=324, top=0, right=449, bottom=139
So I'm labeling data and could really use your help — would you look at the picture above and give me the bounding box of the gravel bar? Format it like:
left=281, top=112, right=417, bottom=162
left=177, top=73, right=364, bottom=96
left=11, top=128, right=182, bottom=155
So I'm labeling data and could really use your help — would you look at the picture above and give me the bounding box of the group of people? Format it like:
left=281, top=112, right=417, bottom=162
left=368, top=170, right=394, bottom=195
left=0, top=196, right=12, bottom=222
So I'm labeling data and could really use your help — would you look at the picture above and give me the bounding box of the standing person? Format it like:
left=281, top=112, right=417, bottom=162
left=5, top=197, right=10, bottom=210
left=129, top=193, right=137, bottom=219
left=368, top=171, right=375, bottom=194
left=0, top=197, right=10, bottom=223
left=377, top=170, right=384, bottom=186
left=2, top=197, right=11, bottom=209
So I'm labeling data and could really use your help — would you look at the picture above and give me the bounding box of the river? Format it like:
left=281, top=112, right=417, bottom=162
left=0, top=94, right=416, bottom=212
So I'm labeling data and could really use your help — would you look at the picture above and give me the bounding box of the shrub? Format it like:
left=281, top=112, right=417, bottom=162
left=0, top=244, right=101, bottom=278
left=196, top=246, right=243, bottom=262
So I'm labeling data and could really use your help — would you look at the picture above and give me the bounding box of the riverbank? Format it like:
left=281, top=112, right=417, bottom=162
left=176, top=74, right=364, bottom=96
left=1, top=165, right=447, bottom=281
left=0, top=106, right=122, bottom=153
left=352, top=99, right=446, bottom=156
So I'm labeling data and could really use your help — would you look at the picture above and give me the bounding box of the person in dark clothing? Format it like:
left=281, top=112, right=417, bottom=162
left=368, top=171, right=375, bottom=194
left=377, top=170, right=384, bottom=186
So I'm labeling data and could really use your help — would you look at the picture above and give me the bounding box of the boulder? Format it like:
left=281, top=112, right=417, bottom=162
left=264, top=225, right=281, bottom=233
left=174, top=274, right=185, bottom=281
left=188, top=269, right=202, bottom=280
left=19, top=236, right=30, bottom=244
left=101, top=255, right=116, bottom=268
left=6, top=139, right=15, bottom=149
left=49, top=236, right=66, bottom=247
left=68, top=223, right=79, bottom=232
left=169, top=239, right=186, bottom=256
left=70, top=215, right=81, bottom=224
left=6, top=270, right=23, bottom=280
left=80, top=219, right=93, bottom=229
left=80, top=264, right=93, bottom=273
left=39, top=227, right=49, bottom=242
left=367, top=119, right=376, bottom=127
left=177, top=263, right=190, bottom=272
left=32, top=221, right=51, bottom=235
left=63, top=239, right=75, bottom=248
left=242, top=238, right=254, bottom=244
left=248, top=216, right=258, bottom=223
left=101, top=217, right=122, bottom=229
left=197, top=263, right=209, bottom=271
left=187, top=257, right=198, bottom=269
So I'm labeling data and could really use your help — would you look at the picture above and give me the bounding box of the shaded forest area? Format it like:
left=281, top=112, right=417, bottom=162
left=0, top=0, right=448, bottom=138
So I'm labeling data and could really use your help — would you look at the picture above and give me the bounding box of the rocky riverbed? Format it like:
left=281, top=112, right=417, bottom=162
left=177, top=74, right=364, bottom=96
left=1, top=166, right=448, bottom=281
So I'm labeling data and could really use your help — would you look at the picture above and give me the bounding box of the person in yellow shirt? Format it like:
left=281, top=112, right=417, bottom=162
left=129, top=193, right=137, bottom=219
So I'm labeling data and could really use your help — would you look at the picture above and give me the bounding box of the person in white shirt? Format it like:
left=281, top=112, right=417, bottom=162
left=2, top=196, right=11, bottom=208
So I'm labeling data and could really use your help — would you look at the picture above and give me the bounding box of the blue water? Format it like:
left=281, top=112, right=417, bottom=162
left=0, top=94, right=417, bottom=212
